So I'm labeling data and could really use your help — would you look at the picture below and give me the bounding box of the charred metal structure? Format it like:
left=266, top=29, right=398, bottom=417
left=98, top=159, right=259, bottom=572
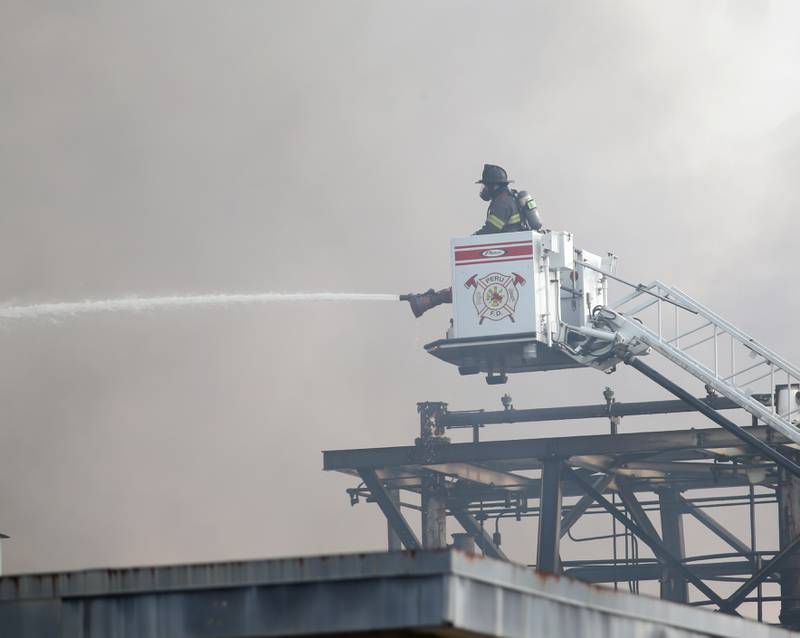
left=324, top=390, right=800, bottom=627
left=352, top=228, right=800, bottom=627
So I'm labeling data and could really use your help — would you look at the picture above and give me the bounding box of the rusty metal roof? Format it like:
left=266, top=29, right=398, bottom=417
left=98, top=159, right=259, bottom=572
left=0, top=550, right=792, bottom=637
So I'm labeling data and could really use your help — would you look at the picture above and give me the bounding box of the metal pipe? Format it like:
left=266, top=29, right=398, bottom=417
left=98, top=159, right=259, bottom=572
left=566, top=467, right=728, bottom=610
left=439, top=395, right=755, bottom=428
left=560, top=474, right=614, bottom=538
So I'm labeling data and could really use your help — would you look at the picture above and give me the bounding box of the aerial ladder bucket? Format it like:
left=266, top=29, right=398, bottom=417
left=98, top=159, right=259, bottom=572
left=419, top=230, right=800, bottom=453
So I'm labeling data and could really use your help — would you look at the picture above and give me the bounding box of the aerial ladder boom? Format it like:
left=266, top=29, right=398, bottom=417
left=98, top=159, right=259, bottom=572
left=557, top=271, right=800, bottom=445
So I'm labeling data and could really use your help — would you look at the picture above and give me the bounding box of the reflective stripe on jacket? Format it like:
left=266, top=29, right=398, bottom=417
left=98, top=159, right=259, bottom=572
left=474, top=189, right=524, bottom=235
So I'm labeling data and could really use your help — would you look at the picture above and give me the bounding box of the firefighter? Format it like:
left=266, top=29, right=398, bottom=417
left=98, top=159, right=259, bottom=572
left=403, top=164, right=530, bottom=318
left=474, top=164, right=523, bottom=235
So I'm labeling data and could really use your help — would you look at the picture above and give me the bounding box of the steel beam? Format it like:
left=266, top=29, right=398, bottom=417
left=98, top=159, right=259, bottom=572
left=536, top=459, right=563, bottom=574
left=626, top=357, right=800, bottom=478
left=386, top=487, right=402, bottom=551
left=678, top=494, right=752, bottom=558
left=359, top=469, right=421, bottom=551
left=450, top=473, right=758, bottom=502
left=325, top=426, right=786, bottom=472
left=720, top=533, right=800, bottom=613
left=617, top=480, right=661, bottom=541
left=418, top=463, right=529, bottom=490
left=439, top=396, right=760, bottom=427
left=658, top=487, right=688, bottom=603
left=564, top=559, right=763, bottom=583
left=566, top=467, right=728, bottom=611
left=421, top=474, right=447, bottom=549
left=779, top=450, right=800, bottom=628
left=560, top=474, right=614, bottom=538
left=451, top=509, right=508, bottom=561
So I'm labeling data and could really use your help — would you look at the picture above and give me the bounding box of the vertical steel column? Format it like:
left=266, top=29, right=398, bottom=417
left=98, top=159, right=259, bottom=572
left=421, top=474, right=447, bottom=549
left=658, top=487, right=688, bottom=603
left=537, top=458, right=563, bottom=573
left=779, top=450, right=800, bottom=628
left=387, top=488, right=402, bottom=551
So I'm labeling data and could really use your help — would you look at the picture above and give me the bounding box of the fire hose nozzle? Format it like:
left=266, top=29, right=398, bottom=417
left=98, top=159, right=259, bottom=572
left=402, top=288, right=453, bottom=318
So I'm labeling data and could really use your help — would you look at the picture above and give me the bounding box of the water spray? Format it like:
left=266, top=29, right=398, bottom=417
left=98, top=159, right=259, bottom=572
left=0, top=292, right=401, bottom=323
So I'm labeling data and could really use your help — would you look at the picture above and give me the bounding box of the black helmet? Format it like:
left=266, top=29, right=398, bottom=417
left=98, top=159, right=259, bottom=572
left=475, top=164, right=513, bottom=185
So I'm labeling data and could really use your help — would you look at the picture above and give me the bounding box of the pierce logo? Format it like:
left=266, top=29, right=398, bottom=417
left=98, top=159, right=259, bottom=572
left=464, top=272, right=526, bottom=324
left=481, top=248, right=506, bottom=257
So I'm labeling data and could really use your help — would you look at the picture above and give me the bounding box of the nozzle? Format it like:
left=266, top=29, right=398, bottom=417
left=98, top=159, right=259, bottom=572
left=402, top=287, right=453, bottom=318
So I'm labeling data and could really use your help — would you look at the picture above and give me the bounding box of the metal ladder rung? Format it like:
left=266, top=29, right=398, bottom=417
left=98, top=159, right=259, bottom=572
left=611, top=283, right=657, bottom=310
left=665, top=287, right=800, bottom=380
left=567, top=269, right=800, bottom=441
left=682, top=332, right=717, bottom=352
left=735, top=369, right=775, bottom=389
left=666, top=321, right=712, bottom=345
left=626, top=297, right=660, bottom=316
left=722, top=359, right=767, bottom=383
left=611, top=313, right=800, bottom=445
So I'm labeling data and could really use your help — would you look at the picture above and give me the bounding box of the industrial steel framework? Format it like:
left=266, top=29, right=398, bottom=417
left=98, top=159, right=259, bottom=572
left=323, top=388, right=800, bottom=628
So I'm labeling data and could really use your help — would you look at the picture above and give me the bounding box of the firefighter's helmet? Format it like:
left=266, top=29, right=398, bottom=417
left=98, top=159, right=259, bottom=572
left=475, top=164, right=513, bottom=185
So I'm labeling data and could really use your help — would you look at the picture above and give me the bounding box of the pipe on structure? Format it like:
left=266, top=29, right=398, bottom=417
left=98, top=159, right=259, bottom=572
left=560, top=474, right=614, bottom=538
left=437, top=396, right=762, bottom=428
left=616, top=480, right=690, bottom=601
left=565, top=467, right=729, bottom=611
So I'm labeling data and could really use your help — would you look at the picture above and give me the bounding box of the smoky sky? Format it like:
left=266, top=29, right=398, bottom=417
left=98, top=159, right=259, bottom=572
left=2, top=0, right=800, bottom=621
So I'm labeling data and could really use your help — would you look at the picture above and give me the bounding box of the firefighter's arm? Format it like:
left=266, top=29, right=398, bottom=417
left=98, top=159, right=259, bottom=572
left=473, top=222, right=496, bottom=235
left=474, top=203, right=511, bottom=235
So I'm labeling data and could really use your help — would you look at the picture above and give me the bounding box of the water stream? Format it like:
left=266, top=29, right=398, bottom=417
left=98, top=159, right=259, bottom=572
left=0, top=292, right=400, bottom=322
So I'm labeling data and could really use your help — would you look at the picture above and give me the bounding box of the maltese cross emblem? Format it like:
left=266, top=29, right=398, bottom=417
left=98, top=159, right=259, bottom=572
left=465, top=272, right=526, bottom=324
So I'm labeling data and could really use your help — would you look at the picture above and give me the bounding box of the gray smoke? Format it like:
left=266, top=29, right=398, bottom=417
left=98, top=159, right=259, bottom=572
left=2, top=0, right=800, bottom=621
